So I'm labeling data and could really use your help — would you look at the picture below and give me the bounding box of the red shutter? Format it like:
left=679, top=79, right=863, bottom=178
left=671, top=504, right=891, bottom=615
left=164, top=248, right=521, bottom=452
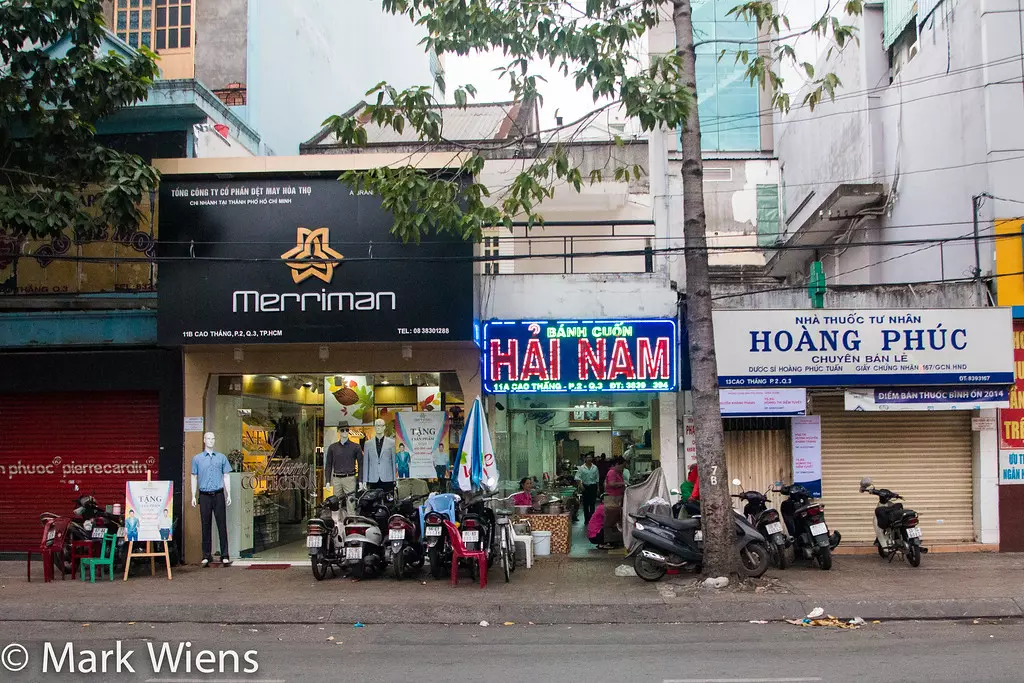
left=0, top=392, right=159, bottom=547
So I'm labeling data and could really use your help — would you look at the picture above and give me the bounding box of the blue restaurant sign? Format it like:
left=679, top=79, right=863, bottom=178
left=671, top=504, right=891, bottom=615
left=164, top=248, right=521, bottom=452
left=481, top=319, right=680, bottom=394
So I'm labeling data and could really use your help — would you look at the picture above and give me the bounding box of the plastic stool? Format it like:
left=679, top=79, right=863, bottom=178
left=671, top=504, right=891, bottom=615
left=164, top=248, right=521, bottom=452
left=71, top=540, right=94, bottom=580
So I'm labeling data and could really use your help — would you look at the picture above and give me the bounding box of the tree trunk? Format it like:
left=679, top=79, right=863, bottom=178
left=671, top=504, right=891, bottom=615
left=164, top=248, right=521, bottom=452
left=672, top=0, right=736, bottom=578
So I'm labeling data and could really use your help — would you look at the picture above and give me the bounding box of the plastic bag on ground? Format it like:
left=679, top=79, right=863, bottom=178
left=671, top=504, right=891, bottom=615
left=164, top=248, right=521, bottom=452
left=614, top=564, right=637, bottom=577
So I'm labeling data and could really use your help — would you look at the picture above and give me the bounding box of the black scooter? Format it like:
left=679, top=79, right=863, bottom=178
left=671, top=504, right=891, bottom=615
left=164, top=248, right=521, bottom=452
left=860, top=477, right=926, bottom=567
left=779, top=483, right=841, bottom=570
left=386, top=493, right=430, bottom=580
left=733, top=483, right=790, bottom=570
left=627, top=499, right=770, bottom=581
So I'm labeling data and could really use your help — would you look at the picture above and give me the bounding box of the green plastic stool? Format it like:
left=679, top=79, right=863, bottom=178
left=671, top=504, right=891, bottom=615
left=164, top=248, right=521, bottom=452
left=79, top=533, right=116, bottom=582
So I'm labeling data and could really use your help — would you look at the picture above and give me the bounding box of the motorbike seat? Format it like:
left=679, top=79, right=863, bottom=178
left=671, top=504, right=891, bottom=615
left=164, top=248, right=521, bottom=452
left=647, top=514, right=700, bottom=532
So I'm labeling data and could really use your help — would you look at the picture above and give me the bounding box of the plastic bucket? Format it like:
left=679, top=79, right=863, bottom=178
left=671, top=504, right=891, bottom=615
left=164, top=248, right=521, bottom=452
left=531, top=530, right=552, bottom=556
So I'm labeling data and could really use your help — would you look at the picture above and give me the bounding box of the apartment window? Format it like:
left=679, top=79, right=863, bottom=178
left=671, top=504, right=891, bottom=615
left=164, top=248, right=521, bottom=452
left=691, top=0, right=761, bottom=152
left=116, top=0, right=191, bottom=51
left=483, top=236, right=500, bottom=275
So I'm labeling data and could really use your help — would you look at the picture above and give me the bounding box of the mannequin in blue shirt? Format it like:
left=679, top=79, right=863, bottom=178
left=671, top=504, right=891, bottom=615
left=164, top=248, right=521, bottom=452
left=191, top=432, right=233, bottom=567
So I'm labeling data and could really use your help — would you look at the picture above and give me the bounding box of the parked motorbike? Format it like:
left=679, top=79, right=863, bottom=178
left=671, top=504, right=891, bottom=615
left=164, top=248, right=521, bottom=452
left=627, top=504, right=771, bottom=581
left=307, top=495, right=346, bottom=580
left=460, top=494, right=498, bottom=579
left=420, top=493, right=460, bottom=579
left=386, top=493, right=429, bottom=580
left=732, top=481, right=790, bottom=570
left=779, top=483, right=840, bottom=570
left=341, top=489, right=390, bottom=579
left=860, top=477, right=926, bottom=567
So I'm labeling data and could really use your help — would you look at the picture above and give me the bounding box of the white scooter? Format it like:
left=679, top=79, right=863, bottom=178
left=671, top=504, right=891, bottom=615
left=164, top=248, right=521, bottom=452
left=860, top=477, right=926, bottom=567
left=340, top=489, right=388, bottom=579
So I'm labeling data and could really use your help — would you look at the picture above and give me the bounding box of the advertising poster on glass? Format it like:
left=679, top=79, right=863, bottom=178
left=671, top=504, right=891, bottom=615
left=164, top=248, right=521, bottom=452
left=791, top=416, right=822, bottom=498
left=395, top=411, right=449, bottom=479
left=124, top=480, right=174, bottom=543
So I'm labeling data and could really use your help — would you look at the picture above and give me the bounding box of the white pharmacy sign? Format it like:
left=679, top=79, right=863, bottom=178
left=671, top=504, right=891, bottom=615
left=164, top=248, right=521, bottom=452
left=999, top=450, right=1024, bottom=484
left=845, top=386, right=1010, bottom=412
left=720, top=388, right=806, bottom=416
left=713, top=308, right=1014, bottom=388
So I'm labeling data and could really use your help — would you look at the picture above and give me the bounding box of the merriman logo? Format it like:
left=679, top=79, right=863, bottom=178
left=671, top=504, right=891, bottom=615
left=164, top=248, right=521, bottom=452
left=281, top=227, right=343, bottom=284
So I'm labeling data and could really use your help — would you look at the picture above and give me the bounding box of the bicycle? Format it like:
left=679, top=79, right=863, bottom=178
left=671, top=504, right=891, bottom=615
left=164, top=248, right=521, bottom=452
left=484, top=493, right=519, bottom=583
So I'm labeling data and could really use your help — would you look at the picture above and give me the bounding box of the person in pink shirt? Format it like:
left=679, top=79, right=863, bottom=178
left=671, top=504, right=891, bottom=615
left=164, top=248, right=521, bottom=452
left=512, top=477, right=534, bottom=507
left=587, top=495, right=612, bottom=549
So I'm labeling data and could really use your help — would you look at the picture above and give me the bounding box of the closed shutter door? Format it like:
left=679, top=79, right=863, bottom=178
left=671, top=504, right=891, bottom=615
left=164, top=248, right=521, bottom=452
left=0, top=392, right=159, bottom=548
left=725, top=429, right=793, bottom=513
left=815, top=395, right=974, bottom=543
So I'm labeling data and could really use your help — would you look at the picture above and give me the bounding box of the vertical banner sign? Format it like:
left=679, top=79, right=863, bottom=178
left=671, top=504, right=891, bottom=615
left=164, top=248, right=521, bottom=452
left=124, top=481, right=174, bottom=542
left=791, top=416, right=822, bottom=498
left=998, top=321, right=1024, bottom=483
left=394, top=411, right=448, bottom=479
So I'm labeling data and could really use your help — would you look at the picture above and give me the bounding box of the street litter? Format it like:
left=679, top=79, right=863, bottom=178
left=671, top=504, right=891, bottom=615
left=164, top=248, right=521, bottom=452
left=702, top=576, right=729, bottom=589
left=614, top=564, right=637, bottom=577
left=326, top=636, right=335, bottom=641
left=479, top=620, right=490, bottom=627
left=353, top=623, right=365, bottom=628
left=503, top=621, right=515, bottom=626
left=806, top=607, right=825, bottom=619
left=848, top=617, right=867, bottom=626
left=787, top=614, right=864, bottom=629
left=749, top=620, right=769, bottom=624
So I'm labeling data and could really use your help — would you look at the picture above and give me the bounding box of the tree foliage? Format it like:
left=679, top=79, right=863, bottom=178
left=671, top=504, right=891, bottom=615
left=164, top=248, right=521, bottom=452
left=326, top=0, right=862, bottom=243
left=0, top=0, right=160, bottom=241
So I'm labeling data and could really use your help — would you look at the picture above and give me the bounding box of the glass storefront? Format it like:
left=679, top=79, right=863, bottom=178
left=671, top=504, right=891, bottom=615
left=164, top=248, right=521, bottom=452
left=496, top=392, right=658, bottom=489
left=207, top=372, right=462, bottom=560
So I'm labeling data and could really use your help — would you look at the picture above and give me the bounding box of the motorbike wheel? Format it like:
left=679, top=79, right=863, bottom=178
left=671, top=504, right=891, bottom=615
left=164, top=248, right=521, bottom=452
left=392, top=549, right=405, bottom=580
left=906, top=543, right=922, bottom=567
left=815, top=547, right=833, bottom=571
left=428, top=545, right=445, bottom=579
left=772, top=541, right=789, bottom=570
left=311, top=551, right=330, bottom=581
left=501, top=545, right=511, bottom=583
left=738, top=541, right=770, bottom=578
left=350, top=561, right=365, bottom=580
left=633, top=544, right=667, bottom=582
left=875, top=538, right=886, bottom=558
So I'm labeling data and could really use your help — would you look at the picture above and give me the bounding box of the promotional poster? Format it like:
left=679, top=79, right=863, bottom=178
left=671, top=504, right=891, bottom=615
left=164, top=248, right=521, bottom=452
left=124, top=481, right=174, bottom=543
left=394, top=411, right=448, bottom=479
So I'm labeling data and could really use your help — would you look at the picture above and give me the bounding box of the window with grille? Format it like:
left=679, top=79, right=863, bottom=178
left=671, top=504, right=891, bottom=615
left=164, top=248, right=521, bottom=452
left=116, top=0, right=192, bottom=51
left=483, top=236, right=500, bottom=275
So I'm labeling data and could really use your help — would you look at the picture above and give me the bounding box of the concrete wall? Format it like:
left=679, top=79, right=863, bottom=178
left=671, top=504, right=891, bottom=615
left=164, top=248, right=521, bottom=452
left=246, top=0, right=433, bottom=155
left=195, top=0, right=247, bottom=91
left=479, top=273, right=677, bottom=320
left=711, top=280, right=991, bottom=310
left=775, top=1, right=1024, bottom=286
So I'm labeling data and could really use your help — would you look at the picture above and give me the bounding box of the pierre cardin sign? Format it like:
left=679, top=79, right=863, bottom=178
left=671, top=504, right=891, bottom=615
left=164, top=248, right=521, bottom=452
left=157, top=176, right=473, bottom=344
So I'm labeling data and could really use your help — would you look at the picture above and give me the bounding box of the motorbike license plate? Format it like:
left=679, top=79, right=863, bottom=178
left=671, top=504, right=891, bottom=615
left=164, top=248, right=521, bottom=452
left=809, top=522, right=828, bottom=536
left=389, top=529, right=405, bottom=541
left=46, top=529, right=56, bottom=541
left=693, top=530, right=703, bottom=541
left=906, top=527, right=923, bottom=539
left=425, top=526, right=442, bottom=537
left=462, top=530, right=479, bottom=543
left=306, top=536, right=322, bottom=549
left=765, top=522, right=784, bottom=535
left=92, top=527, right=106, bottom=539
left=345, top=546, right=362, bottom=560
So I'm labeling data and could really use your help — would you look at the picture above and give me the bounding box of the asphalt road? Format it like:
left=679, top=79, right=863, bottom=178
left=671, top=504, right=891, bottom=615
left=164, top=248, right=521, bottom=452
left=0, top=619, right=1020, bottom=682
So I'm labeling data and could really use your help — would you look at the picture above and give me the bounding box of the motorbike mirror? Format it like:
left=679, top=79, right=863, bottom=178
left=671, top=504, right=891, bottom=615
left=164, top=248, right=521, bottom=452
left=859, top=477, right=872, bottom=492
left=670, top=489, right=680, bottom=496
left=731, top=478, right=742, bottom=487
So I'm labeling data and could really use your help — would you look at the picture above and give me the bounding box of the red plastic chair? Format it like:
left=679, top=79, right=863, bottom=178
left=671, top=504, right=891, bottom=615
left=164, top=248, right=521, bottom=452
left=443, top=520, right=488, bottom=588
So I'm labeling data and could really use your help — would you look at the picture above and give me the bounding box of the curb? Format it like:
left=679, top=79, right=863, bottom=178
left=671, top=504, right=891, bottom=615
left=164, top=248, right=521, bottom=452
left=3, top=597, right=1021, bottom=626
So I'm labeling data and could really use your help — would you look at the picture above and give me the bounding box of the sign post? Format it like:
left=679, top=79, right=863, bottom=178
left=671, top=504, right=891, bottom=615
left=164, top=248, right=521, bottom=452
left=122, top=471, right=173, bottom=581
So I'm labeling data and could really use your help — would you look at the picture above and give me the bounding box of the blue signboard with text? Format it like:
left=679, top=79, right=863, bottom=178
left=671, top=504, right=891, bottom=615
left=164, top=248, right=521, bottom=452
left=481, top=319, right=680, bottom=394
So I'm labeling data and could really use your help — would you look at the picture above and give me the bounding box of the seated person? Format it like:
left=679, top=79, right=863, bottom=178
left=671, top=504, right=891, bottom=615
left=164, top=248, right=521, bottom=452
left=587, top=495, right=613, bottom=550
left=512, top=477, right=534, bottom=507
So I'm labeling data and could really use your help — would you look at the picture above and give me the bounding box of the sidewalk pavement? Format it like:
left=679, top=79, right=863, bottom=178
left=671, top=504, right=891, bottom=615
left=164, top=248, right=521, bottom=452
left=2, top=552, right=1022, bottom=626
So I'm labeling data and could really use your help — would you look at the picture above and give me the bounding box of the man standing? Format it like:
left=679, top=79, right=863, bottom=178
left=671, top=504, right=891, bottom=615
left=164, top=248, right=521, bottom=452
left=191, top=432, right=232, bottom=567
left=575, top=454, right=600, bottom=523
left=326, top=424, right=361, bottom=508
left=596, top=453, right=611, bottom=494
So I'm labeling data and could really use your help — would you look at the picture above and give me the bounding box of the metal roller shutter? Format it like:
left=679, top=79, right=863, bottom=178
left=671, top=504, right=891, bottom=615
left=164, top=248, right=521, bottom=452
left=724, top=429, right=793, bottom=513
left=814, top=394, right=974, bottom=544
left=0, top=392, right=159, bottom=548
